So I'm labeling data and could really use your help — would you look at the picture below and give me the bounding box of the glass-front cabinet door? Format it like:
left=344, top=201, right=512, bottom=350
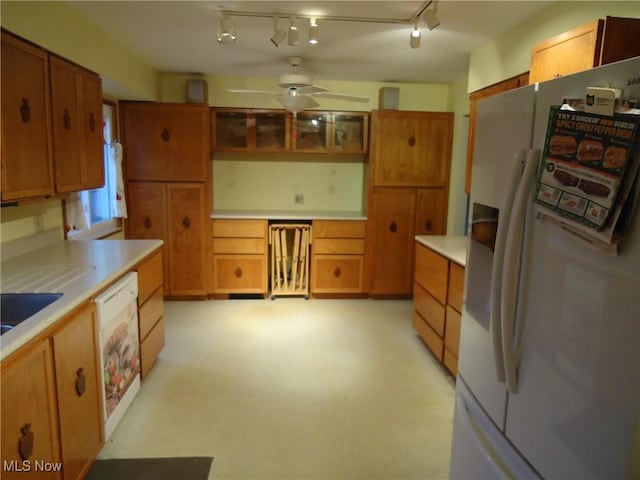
left=293, top=112, right=329, bottom=152
left=213, top=110, right=248, bottom=150
left=332, top=113, right=369, bottom=154
left=254, top=111, right=289, bottom=151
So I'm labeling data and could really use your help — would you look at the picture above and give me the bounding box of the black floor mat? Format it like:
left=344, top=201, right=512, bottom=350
left=85, top=457, right=213, bottom=480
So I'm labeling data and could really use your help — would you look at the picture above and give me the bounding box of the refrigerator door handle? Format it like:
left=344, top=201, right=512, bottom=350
left=489, top=149, right=527, bottom=383
left=501, top=149, right=541, bottom=394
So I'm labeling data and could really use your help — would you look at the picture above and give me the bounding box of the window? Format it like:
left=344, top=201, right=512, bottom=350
left=66, top=102, right=124, bottom=239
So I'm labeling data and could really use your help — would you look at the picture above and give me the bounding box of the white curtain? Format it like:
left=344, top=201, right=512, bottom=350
left=66, top=191, right=91, bottom=233
left=109, top=141, right=127, bottom=218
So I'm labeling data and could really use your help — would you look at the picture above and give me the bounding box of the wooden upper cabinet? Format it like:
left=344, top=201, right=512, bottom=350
left=332, top=112, right=369, bottom=154
left=529, top=16, right=640, bottom=84
left=370, top=110, right=453, bottom=187
left=294, top=111, right=329, bottom=152
left=50, top=55, right=104, bottom=193
left=465, top=72, right=529, bottom=194
left=121, top=102, right=209, bottom=182
left=212, top=108, right=290, bottom=152
left=1, top=31, right=54, bottom=202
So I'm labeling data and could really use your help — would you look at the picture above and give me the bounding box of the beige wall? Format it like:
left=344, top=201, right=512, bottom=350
left=468, top=1, right=640, bottom=92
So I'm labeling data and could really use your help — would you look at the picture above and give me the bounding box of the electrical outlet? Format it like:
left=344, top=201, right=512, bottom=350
left=34, top=215, right=44, bottom=232
left=294, top=194, right=304, bottom=205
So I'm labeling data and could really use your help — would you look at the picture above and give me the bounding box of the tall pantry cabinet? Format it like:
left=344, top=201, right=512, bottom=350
left=121, top=102, right=210, bottom=297
left=367, top=110, right=453, bottom=296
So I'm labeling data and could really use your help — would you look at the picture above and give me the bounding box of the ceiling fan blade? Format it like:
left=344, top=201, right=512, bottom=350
left=227, top=89, right=280, bottom=95
left=298, top=85, right=328, bottom=94
left=311, top=92, right=370, bottom=103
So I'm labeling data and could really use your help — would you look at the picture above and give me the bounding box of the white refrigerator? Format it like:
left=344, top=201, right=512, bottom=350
left=450, top=57, right=640, bottom=479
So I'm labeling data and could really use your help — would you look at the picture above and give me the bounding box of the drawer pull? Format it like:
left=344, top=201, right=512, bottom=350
left=408, top=135, right=416, bottom=147
left=234, top=267, right=243, bottom=278
left=161, top=128, right=170, bottom=141
left=143, top=217, right=152, bottom=229
left=389, top=221, right=398, bottom=233
left=75, top=367, right=86, bottom=397
left=19, top=424, right=34, bottom=460
left=89, top=112, right=96, bottom=133
left=334, top=266, right=342, bottom=278
left=63, top=108, right=72, bottom=129
left=182, top=217, right=191, bottom=229
left=425, top=219, right=433, bottom=231
left=20, top=98, right=31, bottom=123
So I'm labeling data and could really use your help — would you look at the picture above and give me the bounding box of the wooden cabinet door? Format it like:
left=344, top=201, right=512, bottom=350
left=1, top=339, right=62, bottom=480
left=600, top=16, right=640, bottom=66
left=52, top=303, right=103, bottom=480
left=80, top=70, right=105, bottom=190
left=167, top=183, right=206, bottom=296
left=1, top=32, right=54, bottom=201
left=371, top=110, right=453, bottom=187
left=415, top=188, right=448, bottom=236
left=122, top=104, right=170, bottom=181
left=368, top=188, right=416, bottom=296
left=529, top=19, right=603, bottom=84
left=165, top=106, right=209, bottom=181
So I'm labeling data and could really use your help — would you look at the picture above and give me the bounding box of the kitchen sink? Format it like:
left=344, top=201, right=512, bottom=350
left=0, top=293, right=63, bottom=334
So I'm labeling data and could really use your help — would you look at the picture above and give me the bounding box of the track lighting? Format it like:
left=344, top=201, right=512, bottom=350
left=217, top=13, right=236, bottom=44
left=410, top=23, right=421, bottom=48
left=287, top=17, right=299, bottom=46
left=308, top=18, right=319, bottom=45
left=270, top=16, right=287, bottom=47
left=424, top=1, right=440, bottom=31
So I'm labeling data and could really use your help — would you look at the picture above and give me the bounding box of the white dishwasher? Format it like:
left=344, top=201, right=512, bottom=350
left=95, top=272, right=141, bottom=441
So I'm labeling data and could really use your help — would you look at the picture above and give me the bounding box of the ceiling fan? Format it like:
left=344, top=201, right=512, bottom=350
left=227, top=56, right=370, bottom=114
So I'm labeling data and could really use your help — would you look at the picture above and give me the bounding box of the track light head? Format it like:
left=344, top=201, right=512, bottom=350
left=217, top=13, right=236, bottom=44
left=424, top=1, right=440, bottom=30
left=288, top=17, right=299, bottom=46
left=410, top=25, right=421, bottom=48
left=270, top=16, right=287, bottom=46
left=308, top=18, right=319, bottom=45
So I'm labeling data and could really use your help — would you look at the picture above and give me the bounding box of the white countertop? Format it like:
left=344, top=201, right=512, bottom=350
left=212, top=210, right=367, bottom=221
left=415, top=235, right=468, bottom=267
left=0, top=239, right=163, bottom=360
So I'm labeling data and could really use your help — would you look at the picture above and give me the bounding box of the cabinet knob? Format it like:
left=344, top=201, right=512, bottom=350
left=89, top=112, right=96, bottom=133
left=75, top=367, right=86, bottom=397
left=19, top=424, right=34, bottom=460
left=333, top=266, right=342, bottom=278
left=161, top=128, right=170, bottom=142
left=20, top=98, right=31, bottom=123
left=63, top=108, right=71, bottom=129
left=234, top=267, right=243, bottom=278
left=182, top=217, right=191, bottom=228
left=143, top=217, right=152, bottom=229
left=389, top=221, right=398, bottom=233
left=425, top=219, right=433, bottom=231
left=408, top=135, right=416, bottom=147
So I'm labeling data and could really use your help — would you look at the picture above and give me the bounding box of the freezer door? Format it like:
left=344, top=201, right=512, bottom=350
left=505, top=58, right=640, bottom=478
left=450, top=377, right=540, bottom=480
left=459, top=84, right=536, bottom=427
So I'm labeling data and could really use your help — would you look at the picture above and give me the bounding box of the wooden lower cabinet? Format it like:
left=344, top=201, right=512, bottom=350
left=1, top=339, right=62, bottom=480
left=135, top=249, right=165, bottom=378
left=127, top=182, right=207, bottom=297
left=51, top=303, right=103, bottom=480
left=311, top=220, right=366, bottom=295
left=211, top=219, right=268, bottom=295
left=413, top=240, right=465, bottom=375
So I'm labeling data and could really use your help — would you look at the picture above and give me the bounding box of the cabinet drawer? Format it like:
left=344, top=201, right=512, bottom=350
left=140, top=316, right=165, bottom=379
left=213, top=238, right=266, bottom=254
left=445, top=305, right=461, bottom=357
left=415, top=244, right=449, bottom=304
left=313, top=238, right=364, bottom=255
left=136, top=250, right=163, bottom=305
left=212, top=219, right=267, bottom=238
left=312, top=255, right=364, bottom=293
left=139, top=287, right=164, bottom=340
left=212, top=255, right=266, bottom=293
left=413, top=282, right=445, bottom=337
left=443, top=349, right=458, bottom=376
left=448, top=263, right=465, bottom=312
left=413, top=311, right=443, bottom=360
left=313, top=220, right=365, bottom=238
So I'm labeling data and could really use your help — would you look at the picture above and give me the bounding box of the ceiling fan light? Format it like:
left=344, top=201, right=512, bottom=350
left=308, top=18, right=319, bottom=45
left=288, top=18, right=299, bottom=46
left=410, top=26, right=421, bottom=48
left=217, top=14, right=236, bottom=44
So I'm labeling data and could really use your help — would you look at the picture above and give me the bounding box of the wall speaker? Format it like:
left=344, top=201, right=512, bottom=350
left=378, top=87, right=399, bottom=110
left=186, top=79, right=208, bottom=104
